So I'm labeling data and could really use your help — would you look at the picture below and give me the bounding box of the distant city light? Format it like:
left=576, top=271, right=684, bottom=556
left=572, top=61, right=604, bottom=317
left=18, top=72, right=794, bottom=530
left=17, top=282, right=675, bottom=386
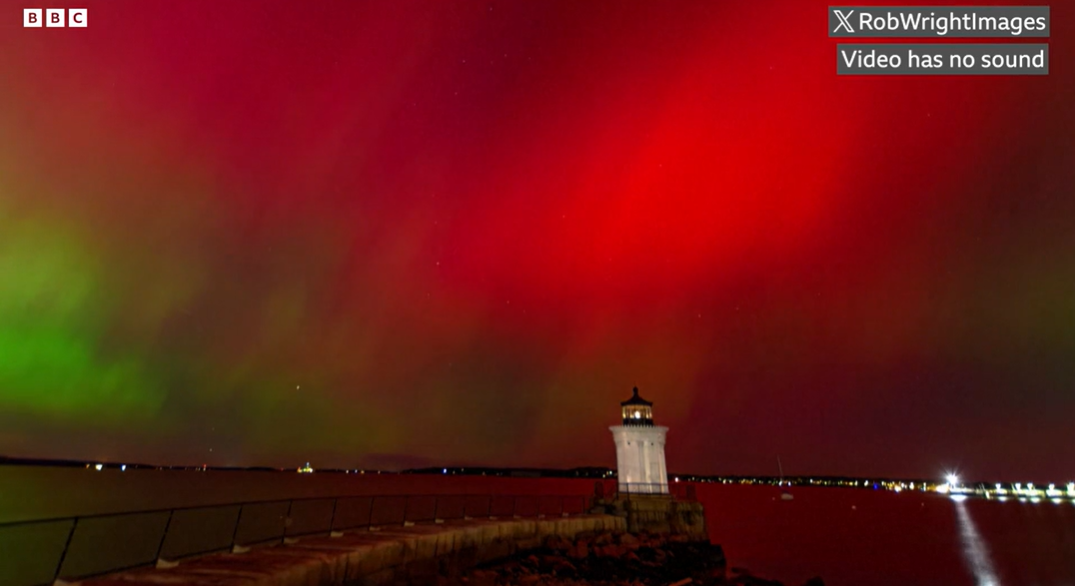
left=279, top=465, right=1073, bottom=505
left=95, top=464, right=103, bottom=471
left=120, top=465, right=126, bottom=471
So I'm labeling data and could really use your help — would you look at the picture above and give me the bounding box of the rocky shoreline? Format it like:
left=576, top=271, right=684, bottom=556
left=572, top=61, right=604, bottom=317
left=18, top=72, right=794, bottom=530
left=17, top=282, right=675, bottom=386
left=456, top=531, right=822, bottom=586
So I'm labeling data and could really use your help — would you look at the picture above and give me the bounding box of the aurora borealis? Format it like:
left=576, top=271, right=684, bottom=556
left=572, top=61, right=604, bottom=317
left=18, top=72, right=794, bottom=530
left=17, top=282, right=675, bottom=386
left=0, top=0, right=1072, bottom=479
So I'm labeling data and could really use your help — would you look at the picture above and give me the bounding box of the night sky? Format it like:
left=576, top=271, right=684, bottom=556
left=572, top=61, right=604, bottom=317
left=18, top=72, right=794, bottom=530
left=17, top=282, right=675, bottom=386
left=0, top=0, right=1072, bottom=480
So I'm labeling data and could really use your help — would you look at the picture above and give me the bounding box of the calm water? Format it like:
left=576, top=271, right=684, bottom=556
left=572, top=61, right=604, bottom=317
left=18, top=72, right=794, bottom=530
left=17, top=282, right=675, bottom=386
left=698, top=484, right=1075, bottom=586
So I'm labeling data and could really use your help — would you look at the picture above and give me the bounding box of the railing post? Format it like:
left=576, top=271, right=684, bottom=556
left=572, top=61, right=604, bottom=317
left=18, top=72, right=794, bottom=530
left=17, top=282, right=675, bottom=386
left=282, top=500, right=294, bottom=543
left=401, top=496, right=409, bottom=526
left=154, top=510, right=175, bottom=563
left=52, top=517, right=79, bottom=583
left=229, top=505, right=245, bottom=551
left=328, top=497, right=339, bottom=533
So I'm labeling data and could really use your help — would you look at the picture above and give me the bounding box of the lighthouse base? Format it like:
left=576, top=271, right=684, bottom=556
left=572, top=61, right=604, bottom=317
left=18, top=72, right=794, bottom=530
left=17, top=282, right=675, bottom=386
left=592, top=495, right=708, bottom=541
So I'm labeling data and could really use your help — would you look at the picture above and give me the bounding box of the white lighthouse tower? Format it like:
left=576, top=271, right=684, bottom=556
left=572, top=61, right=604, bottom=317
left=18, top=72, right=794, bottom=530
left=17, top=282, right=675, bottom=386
left=610, top=387, right=669, bottom=495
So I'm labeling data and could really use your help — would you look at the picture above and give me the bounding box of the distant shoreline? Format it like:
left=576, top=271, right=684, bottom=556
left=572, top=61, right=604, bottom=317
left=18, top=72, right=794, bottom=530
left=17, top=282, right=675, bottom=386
left=4, top=455, right=1069, bottom=502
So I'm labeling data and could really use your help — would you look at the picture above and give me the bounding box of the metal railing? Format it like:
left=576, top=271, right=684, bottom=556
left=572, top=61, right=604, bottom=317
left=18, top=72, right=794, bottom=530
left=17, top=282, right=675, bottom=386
left=0, top=493, right=592, bottom=586
left=673, top=483, right=698, bottom=502
left=617, top=482, right=671, bottom=496
left=612, top=482, right=699, bottom=502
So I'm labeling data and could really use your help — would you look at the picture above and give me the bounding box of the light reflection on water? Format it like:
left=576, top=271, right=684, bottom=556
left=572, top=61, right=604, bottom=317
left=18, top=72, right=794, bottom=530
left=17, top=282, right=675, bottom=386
left=700, top=485, right=1075, bottom=586
left=953, top=497, right=1002, bottom=586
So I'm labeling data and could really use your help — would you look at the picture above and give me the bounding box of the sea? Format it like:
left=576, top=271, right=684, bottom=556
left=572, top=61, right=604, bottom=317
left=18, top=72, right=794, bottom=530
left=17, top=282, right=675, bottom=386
left=698, top=483, right=1075, bottom=586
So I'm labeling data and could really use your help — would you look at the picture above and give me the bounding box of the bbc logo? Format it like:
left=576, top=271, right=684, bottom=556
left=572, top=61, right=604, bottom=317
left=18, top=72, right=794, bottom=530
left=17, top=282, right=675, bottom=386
left=23, top=8, right=87, bottom=27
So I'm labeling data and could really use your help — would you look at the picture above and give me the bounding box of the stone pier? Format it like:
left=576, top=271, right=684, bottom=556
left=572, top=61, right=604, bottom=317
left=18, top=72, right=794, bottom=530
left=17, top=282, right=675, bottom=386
left=77, top=515, right=626, bottom=586
left=591, top=496, right=707, bottom=541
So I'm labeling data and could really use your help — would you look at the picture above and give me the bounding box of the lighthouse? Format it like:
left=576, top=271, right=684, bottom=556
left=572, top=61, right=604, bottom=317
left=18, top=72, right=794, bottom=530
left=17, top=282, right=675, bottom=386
left=610, top=387, right=669, bottom=495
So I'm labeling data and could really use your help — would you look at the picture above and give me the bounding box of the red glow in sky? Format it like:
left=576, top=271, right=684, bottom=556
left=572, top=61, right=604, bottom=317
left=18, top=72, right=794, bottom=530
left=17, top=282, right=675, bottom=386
left=0, top=0, right=1072, bottom=480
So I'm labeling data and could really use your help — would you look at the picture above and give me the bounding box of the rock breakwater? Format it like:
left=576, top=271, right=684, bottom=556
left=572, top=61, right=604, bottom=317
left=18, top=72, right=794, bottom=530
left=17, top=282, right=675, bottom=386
left=459, top=531, right=823, bottom=586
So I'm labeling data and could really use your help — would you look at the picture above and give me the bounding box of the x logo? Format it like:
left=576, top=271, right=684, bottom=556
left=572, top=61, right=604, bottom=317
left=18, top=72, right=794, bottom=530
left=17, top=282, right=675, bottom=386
left=833, top=9, right=855, bottom=33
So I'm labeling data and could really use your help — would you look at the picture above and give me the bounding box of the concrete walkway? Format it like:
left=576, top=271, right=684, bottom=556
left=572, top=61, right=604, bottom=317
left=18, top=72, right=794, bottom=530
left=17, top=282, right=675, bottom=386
left=79, top=515, right=627, bottom=586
